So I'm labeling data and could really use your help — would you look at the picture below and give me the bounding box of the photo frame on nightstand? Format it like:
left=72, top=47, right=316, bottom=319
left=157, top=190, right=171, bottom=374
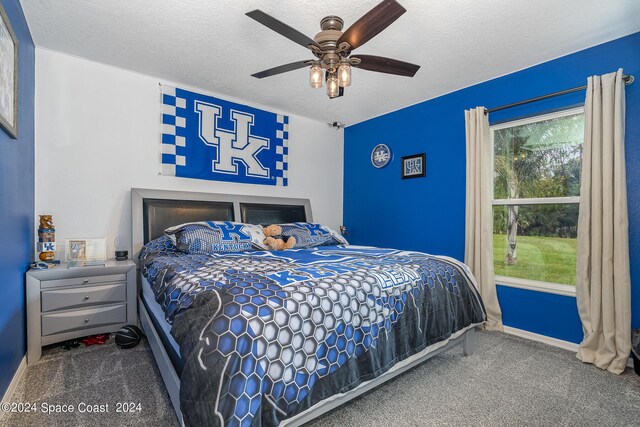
left=66, top=238, right=107, bottom=267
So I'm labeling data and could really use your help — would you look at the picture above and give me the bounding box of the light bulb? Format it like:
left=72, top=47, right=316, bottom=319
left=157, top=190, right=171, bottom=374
left=338, top=61, right=351, bottom=87
left=327, top=72, right=339, bottom=98
left=309, top=63, right=323, bottom=88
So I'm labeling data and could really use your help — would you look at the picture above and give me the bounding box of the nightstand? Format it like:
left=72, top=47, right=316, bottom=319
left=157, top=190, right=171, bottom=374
left=26, top=260, right=136, bottom=364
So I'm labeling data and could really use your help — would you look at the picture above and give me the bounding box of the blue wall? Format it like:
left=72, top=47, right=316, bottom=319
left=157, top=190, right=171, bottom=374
left=344, top=33, right=640, bottom=344
left=0, top=0, right=34, bottom=397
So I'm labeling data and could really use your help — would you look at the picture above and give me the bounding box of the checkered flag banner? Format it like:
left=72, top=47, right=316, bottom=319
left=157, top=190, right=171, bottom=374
left=160, top=84, right=289, bottom=186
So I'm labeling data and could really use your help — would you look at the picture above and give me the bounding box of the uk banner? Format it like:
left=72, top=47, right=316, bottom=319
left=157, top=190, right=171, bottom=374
left=160, top=84, right=288, bottom=186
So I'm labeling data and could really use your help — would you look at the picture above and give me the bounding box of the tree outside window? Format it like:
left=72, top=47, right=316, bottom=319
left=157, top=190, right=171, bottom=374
left=492, top=109, right=583, bottom=286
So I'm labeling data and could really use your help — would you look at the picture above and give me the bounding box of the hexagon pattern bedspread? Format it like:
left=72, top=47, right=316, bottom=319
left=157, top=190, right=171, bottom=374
left=140, top=237, right=486, bottom=427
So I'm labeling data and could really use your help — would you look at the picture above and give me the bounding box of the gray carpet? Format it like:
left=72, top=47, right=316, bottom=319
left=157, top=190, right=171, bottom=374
left=2, top=331, right=639, bottom=426
left=1, top=337, right=176, bottom=427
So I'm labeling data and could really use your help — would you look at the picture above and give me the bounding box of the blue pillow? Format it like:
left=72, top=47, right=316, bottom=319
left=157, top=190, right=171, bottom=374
left=277, top=223, right=348, bottom=249
left=165, top=221, right=267, bottom=254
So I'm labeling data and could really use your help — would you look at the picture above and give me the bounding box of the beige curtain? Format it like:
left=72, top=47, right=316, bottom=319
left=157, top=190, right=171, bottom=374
left=465, top=107, right=503, bottom=331
left=576, top=69, right=631, bottom=374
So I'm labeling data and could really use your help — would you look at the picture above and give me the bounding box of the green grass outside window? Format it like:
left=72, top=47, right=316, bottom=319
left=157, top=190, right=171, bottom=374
left=493, top=234, right=577, bottom=286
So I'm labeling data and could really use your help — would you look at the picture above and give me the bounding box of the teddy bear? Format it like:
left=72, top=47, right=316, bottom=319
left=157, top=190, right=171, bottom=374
left=263, top=224, right=296, bottom=251
left=39, top=215, right=54, bottom=230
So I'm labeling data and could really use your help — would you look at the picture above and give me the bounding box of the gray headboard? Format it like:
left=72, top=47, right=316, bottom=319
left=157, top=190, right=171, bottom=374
left=131, top=188, right=312, bottom=265
left=240, top=203, right=307, bottom=226
left=143, top=198, right=234, bottom=243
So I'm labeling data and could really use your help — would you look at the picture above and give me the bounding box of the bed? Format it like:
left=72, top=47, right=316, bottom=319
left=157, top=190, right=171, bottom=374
left=131, top=188, right=486, bottom=426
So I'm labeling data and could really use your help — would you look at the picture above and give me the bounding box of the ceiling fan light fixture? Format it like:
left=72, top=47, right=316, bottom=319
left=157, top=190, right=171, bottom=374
left=309, top=62, right=323, bottom=88
left=247, top=1, right=420, bottom=99
left=338, top=60, right=351, bottom=87
left=326, top=72, right=339, bottom=98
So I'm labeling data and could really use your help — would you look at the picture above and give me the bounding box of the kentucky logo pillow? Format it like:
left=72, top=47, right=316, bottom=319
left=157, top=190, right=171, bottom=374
left=165, top=221, right=267, bottom=254
left=278, top=223, right=348, bottom=249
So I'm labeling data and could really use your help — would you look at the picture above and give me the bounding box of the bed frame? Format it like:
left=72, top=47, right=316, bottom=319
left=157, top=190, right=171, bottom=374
left=131, top=188, right=477, bottom=426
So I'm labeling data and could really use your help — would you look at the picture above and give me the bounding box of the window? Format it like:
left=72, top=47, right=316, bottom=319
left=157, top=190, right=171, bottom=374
left=491, top=108, right=584, bottom=295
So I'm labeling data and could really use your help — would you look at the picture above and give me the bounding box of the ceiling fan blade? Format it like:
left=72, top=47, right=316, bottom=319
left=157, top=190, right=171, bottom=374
left=337, top=0, right=406, bottom=51
left=246, top=10, right=320, bottom=50
left=251, top=60, right=311, bottom=79
left=352, top=55, right=420, bottom=77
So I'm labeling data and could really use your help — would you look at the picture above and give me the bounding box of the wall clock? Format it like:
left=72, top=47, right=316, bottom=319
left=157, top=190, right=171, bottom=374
left=371, top=144, right=392, bottom=168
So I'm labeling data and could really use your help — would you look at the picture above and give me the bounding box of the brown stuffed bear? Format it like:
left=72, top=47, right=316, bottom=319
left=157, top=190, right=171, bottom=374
left=263, top=224, right=296, bottom=251
left=39, top=215, right=54, bottom=230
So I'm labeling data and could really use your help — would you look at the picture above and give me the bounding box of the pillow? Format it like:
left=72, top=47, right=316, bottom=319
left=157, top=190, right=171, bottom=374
left=165, top=221, right=267, bottom=254
left=276, top=223, right=348, bottom=249
left=139, top=235, right=181, bottom=261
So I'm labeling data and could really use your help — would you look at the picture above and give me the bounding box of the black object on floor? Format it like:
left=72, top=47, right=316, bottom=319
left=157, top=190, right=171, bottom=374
left=632, top=352, right=640, bottom=376
left=115, top=325, right=143, bottom=349
left=61, top=339, right=80, bottom=350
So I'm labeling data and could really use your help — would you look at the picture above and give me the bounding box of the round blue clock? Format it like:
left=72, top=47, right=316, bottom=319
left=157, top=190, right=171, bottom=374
left=371, top=144, right=392, bottom=168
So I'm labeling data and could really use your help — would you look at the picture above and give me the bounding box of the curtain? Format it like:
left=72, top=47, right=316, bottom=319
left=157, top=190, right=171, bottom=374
left=465, top=107, right=503, bottom=331
left=576, top=69, right=631, bottom=374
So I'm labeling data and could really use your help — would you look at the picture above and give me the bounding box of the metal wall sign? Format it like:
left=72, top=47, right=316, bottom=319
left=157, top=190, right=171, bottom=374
left=160, top=84, right=288, bottom=186
left=371, top=143, right=392, bottom=168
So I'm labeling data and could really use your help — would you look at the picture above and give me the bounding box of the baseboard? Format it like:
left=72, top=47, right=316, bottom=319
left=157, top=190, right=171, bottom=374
left=503, top=326, right=579, bottom=352
left=1, top=356, right=26, bottom=404
left=502, top=326, right=634, bottom=368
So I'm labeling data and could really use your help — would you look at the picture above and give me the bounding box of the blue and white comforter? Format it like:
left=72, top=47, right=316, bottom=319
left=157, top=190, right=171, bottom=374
left=140, top=237, right=486, bottom=426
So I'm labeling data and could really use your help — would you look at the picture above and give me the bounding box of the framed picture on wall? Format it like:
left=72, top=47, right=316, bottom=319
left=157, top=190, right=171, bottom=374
left=0, top=3, right=18, bottom=139
left=401, top=153, right=426, bottom=179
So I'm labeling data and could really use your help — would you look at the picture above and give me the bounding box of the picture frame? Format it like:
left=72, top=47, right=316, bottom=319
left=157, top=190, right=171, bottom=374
left=0, top=3, right=18, bottom=139
left=65, top=238, right=107, bottom=266
left=68, top=240, right=87, bottom=260
left=401, top=153, right=426, bottom=179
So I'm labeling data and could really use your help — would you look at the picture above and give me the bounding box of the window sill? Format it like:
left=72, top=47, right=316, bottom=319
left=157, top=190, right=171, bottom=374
left=495, top=275, right=576, bottom=297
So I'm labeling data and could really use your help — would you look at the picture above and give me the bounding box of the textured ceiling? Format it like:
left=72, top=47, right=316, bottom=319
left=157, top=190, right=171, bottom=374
left=21, top=0, right=640, bottom=125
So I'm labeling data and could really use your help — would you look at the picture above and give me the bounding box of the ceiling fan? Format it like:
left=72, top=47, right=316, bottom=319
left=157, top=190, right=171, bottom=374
left=246, top=0, right=420, bottom=99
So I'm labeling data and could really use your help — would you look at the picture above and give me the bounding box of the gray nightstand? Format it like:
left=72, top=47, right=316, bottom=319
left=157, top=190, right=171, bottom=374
left=26, top=260, right=136, bottom=364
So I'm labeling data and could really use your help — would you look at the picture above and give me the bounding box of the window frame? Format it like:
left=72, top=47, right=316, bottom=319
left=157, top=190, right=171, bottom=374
left=490, top=106, right=584, bottom=296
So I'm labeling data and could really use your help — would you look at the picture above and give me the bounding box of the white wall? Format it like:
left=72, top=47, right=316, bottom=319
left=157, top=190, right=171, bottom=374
left=35, top=48, right=344, bottom=259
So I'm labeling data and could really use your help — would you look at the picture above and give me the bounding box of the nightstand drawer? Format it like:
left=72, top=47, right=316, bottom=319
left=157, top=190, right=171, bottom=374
left=41, top=304, right=127, bottom=336
left=41, top=273, right=126, bottom=289
left=41, top=283, right=127, bottom=312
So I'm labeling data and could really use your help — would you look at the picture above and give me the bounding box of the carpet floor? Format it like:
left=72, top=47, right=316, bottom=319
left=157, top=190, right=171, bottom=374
left=2, top=331, right=639, bottom=426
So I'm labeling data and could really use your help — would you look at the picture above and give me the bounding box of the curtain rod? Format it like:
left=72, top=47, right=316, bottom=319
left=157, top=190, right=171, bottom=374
left=485, top=74, right=635, bottom=115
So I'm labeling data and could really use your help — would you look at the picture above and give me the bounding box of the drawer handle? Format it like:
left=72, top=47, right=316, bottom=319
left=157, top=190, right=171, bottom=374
left=83, top=279, right=89, bottom=284
left=83, top=296, right=90, bottom=301
left=84, top=318, right=90, bottom=323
